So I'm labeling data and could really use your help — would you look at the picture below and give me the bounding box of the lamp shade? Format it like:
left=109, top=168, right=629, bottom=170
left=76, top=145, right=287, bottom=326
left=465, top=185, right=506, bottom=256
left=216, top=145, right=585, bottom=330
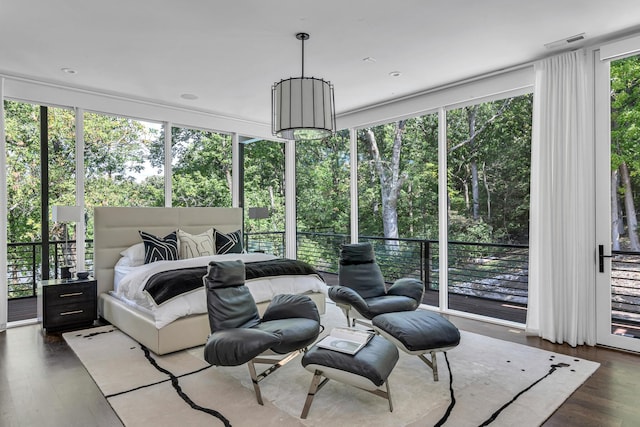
left=272, top=76, right=335, bottom=141
left=248, top=207, right=270, bottom=220
left=52, top=205, right=82, bottom=223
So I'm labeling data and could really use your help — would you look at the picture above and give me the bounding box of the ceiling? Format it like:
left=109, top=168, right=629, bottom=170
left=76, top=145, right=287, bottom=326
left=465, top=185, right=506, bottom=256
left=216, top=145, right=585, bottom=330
left=2, top=0, right=640, bottom=129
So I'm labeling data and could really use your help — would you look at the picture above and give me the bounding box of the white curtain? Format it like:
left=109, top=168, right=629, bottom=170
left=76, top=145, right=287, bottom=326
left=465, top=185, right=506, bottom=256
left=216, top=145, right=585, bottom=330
left=526, top=50, right=596, bottom=346
left=1, top=77, right=7, bottom=332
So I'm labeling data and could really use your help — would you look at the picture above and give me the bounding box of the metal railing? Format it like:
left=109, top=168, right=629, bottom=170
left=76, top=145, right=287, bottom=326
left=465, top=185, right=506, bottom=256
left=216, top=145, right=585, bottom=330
left=611, top=250, right=640, bottom=325
left=7, top=240, right=94, bottom=299
left=249, top=231, right=529, bottom=303
left=245, top=231, right=640, bottom=326
left=8, top=234, right=639, bottom=328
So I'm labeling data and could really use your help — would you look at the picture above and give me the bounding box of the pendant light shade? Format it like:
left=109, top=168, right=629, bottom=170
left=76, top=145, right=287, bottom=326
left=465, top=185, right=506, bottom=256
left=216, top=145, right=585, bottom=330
left=272, top=33, right=336, bottom=141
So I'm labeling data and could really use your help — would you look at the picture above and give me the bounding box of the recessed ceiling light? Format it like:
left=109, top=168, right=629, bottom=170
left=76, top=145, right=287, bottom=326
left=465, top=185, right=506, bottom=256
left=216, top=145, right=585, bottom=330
left=362, top=57, right=377, bottom=63
left=60, top=67, right=77, bottom=74
left=180, top=93, right=198, bottom=100
left=389, top=71, right=402, bottom=77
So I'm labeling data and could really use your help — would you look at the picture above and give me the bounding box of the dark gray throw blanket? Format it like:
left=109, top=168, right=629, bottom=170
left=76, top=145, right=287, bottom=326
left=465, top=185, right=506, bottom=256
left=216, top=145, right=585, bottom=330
left=144, top=258, right=322, bottom=305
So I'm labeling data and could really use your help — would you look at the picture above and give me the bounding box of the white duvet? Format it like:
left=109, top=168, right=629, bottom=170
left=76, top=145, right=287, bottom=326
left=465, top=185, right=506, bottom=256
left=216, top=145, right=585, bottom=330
left=112, top=253, right=327, bottom=328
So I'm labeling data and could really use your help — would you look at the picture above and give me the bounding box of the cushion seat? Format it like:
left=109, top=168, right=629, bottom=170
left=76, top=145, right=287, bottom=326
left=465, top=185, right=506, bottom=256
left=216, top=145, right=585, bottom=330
left=300, top=335, right=399, bottom=418
left=372, top=310, right=460, bottom=381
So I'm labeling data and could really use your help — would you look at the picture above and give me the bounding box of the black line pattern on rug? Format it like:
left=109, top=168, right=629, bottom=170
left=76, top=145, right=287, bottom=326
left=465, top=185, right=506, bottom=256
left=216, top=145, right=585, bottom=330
left=105, top=364, right=213, bottom=398
left=477, top=360, right=571, bottom=426
left=138, top=345, right=232, bottom=427
left=75, top=328, right=116, bottom=338
left=434, top=352, right=455, bottom=427
left=434, top=354, right=575, bottom=426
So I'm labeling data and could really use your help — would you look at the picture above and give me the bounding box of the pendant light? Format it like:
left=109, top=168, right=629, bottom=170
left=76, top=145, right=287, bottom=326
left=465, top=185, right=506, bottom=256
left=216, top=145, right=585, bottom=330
left=272, top=33, right=336, bottom=141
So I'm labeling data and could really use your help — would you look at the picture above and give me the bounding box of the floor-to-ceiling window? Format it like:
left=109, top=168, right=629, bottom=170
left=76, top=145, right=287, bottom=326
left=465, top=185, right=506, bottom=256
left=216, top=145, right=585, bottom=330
left=446, top=94, right=532, bottom=322
left=5, top=101, right=43, bottom=309
left=296, top=129, right=351, bottom=273
left=243, top=139, right=285, bottom=254
left=356, top=113, right=439, bottom=296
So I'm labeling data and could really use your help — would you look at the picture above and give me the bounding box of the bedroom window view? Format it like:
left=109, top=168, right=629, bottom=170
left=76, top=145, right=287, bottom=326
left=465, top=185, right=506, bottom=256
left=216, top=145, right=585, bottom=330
left=5, top=101, right=81, bottom=320
left=608, top=54, right=640, bottom=339
left=5, top=100, right=44, bottom=322
left=446, top=94, right=533, bottom=322
left=296, top=129, right=351, bottom=280
left=243, top=138, right=285, bottom=255
left=171, top=126, right=232, bottom=207
left=84, top=112, right=164, bottom=240
left=357, top=114, right=440, bottom=307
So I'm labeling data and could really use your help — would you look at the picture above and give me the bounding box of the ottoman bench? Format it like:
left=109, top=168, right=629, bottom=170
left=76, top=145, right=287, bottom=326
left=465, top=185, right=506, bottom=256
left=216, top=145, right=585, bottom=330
left=300, top=334, right=399, bottom=419
left=372, top=310, right=460, bottom=381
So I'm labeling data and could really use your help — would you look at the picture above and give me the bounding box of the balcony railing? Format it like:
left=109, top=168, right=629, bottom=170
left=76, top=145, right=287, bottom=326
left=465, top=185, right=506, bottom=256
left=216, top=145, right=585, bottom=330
left=7, top=240, right=94, bottom=299
left=7, top=234, right=640, bottom=332
left=611, top=250, right=640, bottom=327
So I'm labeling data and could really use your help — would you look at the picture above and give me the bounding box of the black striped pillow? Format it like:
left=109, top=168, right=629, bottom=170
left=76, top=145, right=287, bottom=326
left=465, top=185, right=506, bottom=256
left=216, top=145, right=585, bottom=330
left=139, top=230, right=179, bottom=264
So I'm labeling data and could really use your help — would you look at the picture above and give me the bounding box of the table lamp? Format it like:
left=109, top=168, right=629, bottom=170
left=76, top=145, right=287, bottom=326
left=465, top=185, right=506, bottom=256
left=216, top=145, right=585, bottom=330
left=52, top=205, right=83, bottom=279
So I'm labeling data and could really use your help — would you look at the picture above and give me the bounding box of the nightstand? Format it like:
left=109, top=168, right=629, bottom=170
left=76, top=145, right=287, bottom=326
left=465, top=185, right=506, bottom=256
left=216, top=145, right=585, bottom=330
left=37, top=278, right=98, bottom=332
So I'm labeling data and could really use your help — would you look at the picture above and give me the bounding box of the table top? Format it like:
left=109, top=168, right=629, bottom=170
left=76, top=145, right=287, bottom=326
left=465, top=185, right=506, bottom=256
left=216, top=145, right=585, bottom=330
left=39, top=277, right=96, bottom=287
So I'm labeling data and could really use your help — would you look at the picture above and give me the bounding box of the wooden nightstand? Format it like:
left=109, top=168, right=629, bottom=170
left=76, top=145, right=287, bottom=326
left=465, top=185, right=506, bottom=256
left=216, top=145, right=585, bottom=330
left=37, top=278, right=98, bottom=332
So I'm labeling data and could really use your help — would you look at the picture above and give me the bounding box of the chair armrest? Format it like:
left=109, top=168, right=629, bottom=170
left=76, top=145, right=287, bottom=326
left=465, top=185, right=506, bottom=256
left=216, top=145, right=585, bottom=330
left=387, top=278, right=424, bottom=303
left=262, top=294, right=320, bottom=322
left=204, top=328, right=280, bottom=366
left=328, top=285, right=369, bottom=313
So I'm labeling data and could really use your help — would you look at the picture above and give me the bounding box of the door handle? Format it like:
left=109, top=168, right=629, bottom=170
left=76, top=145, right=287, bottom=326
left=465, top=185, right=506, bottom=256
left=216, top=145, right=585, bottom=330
left=598, top=244, right=613, bottom=273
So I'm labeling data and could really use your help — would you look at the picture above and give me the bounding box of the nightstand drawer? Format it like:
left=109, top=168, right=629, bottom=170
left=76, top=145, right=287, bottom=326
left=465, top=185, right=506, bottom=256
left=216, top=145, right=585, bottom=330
left=44, top=282, right=96, bottom=307
left=44, top=302, right=96, bottom=327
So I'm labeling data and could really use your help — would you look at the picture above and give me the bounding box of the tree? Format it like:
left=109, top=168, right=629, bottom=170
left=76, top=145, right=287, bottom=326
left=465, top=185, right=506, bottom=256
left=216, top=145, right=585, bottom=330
left=611, top=56, right=640, bottom=251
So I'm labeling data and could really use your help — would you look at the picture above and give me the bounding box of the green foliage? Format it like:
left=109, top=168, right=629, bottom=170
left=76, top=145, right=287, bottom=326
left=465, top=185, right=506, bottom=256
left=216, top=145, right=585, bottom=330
left=6, top=93, right=532, bottom=251
left=170, top=127, right=232, bottom=207
left=296, top=130, right=350, bottom=234
left=357, top=94, right=532, bottom=244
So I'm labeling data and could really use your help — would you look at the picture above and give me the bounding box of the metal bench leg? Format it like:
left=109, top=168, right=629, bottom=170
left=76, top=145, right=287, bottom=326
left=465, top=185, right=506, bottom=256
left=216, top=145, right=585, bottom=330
left=301, top=370, right=329, bottom=419
left=417, top=351, right=439, bottom=381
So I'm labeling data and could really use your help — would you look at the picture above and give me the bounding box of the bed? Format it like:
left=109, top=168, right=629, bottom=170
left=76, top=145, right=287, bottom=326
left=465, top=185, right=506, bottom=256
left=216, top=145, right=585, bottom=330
left=94, top=206, right=327, bottom=355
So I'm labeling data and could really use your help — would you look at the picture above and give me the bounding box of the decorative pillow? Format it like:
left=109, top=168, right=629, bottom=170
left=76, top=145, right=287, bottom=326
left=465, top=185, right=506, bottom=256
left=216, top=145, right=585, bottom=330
left=177, top=228, right=215, bottom=259
left=139, top=230, right=179, bottom=264
left=119, top=242, right=145, bottom=264
left=214, top=229, right=243, bottom=254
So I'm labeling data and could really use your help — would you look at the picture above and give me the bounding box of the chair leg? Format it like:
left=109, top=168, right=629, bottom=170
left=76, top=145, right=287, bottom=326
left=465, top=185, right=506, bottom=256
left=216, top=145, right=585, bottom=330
left=247, top=350, right=304, bottom=405
left=247, top=360, right=264, bottom=405
left=417, top=351, right=439, bottom=381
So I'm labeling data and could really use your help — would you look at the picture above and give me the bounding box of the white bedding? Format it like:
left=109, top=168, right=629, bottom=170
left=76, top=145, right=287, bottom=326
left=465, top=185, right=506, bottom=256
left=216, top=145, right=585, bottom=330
left=112, top=253, right=327, bottom=328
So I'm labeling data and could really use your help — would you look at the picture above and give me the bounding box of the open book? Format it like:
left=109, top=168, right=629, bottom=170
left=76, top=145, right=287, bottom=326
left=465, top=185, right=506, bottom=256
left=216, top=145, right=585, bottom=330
left=316, top=327, right=375, bottom=355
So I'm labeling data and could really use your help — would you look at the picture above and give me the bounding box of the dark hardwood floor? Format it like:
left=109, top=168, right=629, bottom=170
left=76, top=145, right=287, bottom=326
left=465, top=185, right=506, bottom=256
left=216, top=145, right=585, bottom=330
left=1, top=314, right=639, bottom=426
left=0, top=322, right=123, bottom=427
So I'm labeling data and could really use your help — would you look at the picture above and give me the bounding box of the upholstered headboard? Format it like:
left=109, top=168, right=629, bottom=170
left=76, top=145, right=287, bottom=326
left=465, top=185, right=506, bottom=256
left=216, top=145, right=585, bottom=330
left=93, top=207, right=242, bottom=297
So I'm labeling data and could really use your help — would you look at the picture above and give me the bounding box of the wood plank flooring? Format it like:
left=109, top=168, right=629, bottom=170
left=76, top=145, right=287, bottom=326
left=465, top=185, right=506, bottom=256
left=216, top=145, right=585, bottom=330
left=1, top=314, right=639, bottom=426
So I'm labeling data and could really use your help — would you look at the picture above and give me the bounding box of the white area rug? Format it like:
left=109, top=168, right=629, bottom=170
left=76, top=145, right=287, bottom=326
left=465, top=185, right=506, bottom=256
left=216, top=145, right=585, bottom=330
left=64, top=303, right=599, bottom=427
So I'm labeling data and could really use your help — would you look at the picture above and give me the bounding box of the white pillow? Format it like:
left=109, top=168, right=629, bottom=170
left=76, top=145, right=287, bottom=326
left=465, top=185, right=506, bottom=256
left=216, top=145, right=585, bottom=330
left=119, top=242, right=145, bottom=264
left=115, top=255, right=144, bottom=267
left=177, top=228, right=215, bottom=259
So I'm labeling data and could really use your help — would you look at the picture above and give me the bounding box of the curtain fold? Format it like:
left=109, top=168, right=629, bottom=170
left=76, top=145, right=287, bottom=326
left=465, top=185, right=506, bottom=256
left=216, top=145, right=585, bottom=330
left=526, top=50, right=596, bottom=346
